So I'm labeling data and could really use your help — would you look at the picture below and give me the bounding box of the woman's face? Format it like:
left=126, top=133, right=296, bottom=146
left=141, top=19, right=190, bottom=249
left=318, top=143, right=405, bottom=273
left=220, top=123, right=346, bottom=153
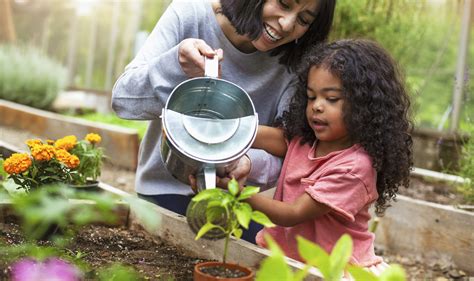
left=252, top=0, right=319, bottom=52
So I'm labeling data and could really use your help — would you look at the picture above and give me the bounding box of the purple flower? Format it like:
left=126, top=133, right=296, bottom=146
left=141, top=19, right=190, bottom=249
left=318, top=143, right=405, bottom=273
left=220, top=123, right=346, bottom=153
left=11, top=257, right=82, bottom=281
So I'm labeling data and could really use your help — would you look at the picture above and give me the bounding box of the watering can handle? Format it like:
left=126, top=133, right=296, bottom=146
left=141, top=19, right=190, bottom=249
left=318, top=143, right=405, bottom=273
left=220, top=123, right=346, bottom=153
left=204, top=55, right=219, bottom=78
left=196, top=166, right=216, bottom=191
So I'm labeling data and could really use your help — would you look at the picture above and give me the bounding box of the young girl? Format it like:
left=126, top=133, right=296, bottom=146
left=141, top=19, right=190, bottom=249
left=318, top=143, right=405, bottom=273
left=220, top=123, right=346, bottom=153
left=243, top=39, right=413, bottom=270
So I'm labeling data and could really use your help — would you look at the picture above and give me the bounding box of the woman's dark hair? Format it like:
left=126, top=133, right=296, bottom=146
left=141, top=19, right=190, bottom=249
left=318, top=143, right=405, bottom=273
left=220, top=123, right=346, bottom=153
left=220, top=0, right=336, bottom=71
left=281, top=39, right=413, bottom=215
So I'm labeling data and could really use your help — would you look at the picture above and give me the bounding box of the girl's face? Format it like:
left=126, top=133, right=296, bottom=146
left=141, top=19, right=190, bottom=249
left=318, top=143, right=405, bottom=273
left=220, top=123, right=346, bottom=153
left=252, top=0, right=319, bottom=52
left=306, top=66, right=351, bottom=149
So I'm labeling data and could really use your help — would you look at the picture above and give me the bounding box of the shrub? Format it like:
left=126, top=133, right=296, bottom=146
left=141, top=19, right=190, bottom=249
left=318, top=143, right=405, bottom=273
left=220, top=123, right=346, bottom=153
left=458, top=127, right=474, bottom=203
left=0, top=45, right=67, bottom=109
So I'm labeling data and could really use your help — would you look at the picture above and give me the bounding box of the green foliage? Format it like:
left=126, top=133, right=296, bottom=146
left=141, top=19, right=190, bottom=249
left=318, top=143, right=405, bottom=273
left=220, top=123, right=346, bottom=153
left=256, top=234, right=407, bottom=281
left=332, top=0, right=473, bottom=129
left=96, top=263, right=142, bottom=281
left=10, top=185, right=118, bottom=241
left=0, top=44, right=67, bottom=109
left=191, top=179, right=274, bottom=263
left=458, top=126, right=474, bottom=203
left=69, top=137, right=104, bottom=184
left=0, top=184, right=160, bottom=279
left=73, top=112, right=147, bottom=140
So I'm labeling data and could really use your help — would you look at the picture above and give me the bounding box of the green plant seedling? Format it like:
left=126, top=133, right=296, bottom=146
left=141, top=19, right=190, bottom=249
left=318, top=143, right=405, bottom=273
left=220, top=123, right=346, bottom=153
left=191, top=178, right=275, bottom=263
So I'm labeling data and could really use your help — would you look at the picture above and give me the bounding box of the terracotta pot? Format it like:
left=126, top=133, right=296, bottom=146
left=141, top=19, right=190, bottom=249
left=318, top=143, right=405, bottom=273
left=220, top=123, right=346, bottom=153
left=194, top=261, right=254, bottom=281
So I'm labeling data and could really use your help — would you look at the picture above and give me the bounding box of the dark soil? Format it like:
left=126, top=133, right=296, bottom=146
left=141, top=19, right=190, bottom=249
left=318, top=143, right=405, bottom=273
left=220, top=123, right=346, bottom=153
left=199, top=265, right=248, bottom=278
left=0, top=223, right=207, bottom=281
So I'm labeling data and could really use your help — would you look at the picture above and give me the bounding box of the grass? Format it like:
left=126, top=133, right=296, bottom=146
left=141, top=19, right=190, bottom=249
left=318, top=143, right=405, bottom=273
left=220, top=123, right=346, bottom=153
left=72, top=112, right=148, bottom=140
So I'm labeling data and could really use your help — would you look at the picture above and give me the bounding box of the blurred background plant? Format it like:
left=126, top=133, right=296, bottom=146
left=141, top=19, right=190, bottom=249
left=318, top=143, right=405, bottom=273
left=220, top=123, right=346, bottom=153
left=0, top=45, right=67, bottom=109
left=256, top=234, right=407, bottom=281
left=0, top=184, right=160, bottom=280
left=457, top=124, right=474, bottom=203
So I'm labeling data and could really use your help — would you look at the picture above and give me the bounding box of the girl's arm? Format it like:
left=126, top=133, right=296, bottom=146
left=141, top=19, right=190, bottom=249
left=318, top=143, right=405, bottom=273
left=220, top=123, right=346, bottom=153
left=253, top=125, right=287, bottom=157
left=247, top=193, right=330, bottom=227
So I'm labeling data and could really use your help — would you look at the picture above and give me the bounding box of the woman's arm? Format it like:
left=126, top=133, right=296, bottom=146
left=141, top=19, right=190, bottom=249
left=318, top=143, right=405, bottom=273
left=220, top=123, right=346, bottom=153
left=247, top=193, right=330, bottom=227
left=253, top=125, right=287, bottom=157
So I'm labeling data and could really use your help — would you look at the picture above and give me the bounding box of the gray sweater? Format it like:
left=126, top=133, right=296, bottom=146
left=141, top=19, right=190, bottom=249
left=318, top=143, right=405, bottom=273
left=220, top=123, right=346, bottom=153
left=112, top=0, right=297, bottom=195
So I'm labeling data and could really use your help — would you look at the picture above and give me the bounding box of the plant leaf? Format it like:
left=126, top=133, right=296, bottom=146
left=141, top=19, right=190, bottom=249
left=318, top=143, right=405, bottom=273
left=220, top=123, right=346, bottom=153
left=233, top=228, right=243, bottom=239
left=251, top=210, right=275, bottom=227
left=234, top=203, right=252, bottom=229
left=347, top=265, right=378, bottom=281
left=195, top=222, right=218, bottom=240
left=256, top=235, right=293, bottom=281
left=329, top=234, right=353, bottom=280
left=296, top=236, right=331, bottom=279
left=192, top=189, right=222, bottom=202
left=228, top=178, right=239, bottom=196
left=238, top=186, right=260, bottom=200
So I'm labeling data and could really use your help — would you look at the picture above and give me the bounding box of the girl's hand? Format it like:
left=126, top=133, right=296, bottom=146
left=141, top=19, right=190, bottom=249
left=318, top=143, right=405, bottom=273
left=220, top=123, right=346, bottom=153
left=178, top=39, right=223, bottom=78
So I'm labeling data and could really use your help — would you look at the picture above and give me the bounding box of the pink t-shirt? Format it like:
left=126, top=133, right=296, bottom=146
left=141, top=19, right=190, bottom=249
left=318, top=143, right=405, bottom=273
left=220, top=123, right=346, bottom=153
left=256, top=137, right=383, bottom=266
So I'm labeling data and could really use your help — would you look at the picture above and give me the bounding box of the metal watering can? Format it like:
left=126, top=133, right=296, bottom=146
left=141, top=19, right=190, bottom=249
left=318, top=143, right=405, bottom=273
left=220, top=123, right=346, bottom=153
left=160, top=56, right=258, bottom=191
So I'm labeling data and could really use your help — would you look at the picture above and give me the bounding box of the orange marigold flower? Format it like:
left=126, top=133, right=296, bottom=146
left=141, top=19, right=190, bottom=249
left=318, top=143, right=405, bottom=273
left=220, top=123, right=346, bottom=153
left=65, top=155, right=80, bottom=169
left=25, top=139, right=43, bottom=148
left=55, top=148, right=72, bottom=163
left=54, top=135, right=77, bottom=151
left=85, top=133, right=101, bottom=144
left=3, top=153, right=32, bottom=174
left=30, top=144, right=56, bottom=161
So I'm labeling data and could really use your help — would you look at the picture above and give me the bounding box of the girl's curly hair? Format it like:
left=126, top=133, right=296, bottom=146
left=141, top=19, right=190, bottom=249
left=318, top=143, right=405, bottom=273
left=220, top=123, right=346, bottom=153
left=280, top=39, right=413, bottom=215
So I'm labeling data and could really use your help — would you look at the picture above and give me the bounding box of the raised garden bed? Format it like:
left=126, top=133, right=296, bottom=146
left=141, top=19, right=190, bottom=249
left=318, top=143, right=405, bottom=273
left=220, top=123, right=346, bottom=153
left=1, top=133, right=473, bottom=279
left=0, top=182, right=323, bottom=280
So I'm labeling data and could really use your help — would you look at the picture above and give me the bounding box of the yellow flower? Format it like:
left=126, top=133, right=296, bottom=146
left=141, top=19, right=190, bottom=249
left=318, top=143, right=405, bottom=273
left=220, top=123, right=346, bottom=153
left=3, top=153, right=32, bottom=174
left=25, top=139, right=43, bottom=148
left=55, top=149, right=80, bottom=169
left=54, top=135, right=77, bottom=151
left=66, top=155, right=80, bottom=169
left=30, top=144, right=56, bottom=162
left=85, top=133, right=101, bottom=144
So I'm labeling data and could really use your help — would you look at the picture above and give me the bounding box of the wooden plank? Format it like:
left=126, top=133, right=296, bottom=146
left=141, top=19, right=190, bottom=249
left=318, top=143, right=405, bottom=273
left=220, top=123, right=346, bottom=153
left=374, top=195, right=474, bottom=273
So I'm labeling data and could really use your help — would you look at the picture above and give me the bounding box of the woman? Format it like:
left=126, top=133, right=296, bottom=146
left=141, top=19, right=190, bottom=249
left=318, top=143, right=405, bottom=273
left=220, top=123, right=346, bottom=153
left=112, top=0, right=336, bottom=242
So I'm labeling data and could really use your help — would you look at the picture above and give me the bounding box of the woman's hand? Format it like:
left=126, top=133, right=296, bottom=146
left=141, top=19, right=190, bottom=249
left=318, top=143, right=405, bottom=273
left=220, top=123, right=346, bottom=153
left=178, top=39, right=223, bottom=78
left=217, top=155, right=251, bottom=188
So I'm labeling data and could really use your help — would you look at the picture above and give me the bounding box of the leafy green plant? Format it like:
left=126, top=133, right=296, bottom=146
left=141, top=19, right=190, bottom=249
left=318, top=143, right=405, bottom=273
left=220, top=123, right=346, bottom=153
left=458, top=128, right=474, bottom=203
left=190, top=178, right=274, bottom=263
left=68, top=133, right=105, bottom=185
left=0, top=44, right=67, bottom=109
left=256, top=234, right=406, bottom=281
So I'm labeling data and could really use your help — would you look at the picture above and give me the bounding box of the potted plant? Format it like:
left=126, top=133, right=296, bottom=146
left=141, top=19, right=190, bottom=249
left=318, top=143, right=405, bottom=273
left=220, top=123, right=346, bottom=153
left=187, top=178, right=275, bottom=281
left=1, top=133, right=104, bottom=193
